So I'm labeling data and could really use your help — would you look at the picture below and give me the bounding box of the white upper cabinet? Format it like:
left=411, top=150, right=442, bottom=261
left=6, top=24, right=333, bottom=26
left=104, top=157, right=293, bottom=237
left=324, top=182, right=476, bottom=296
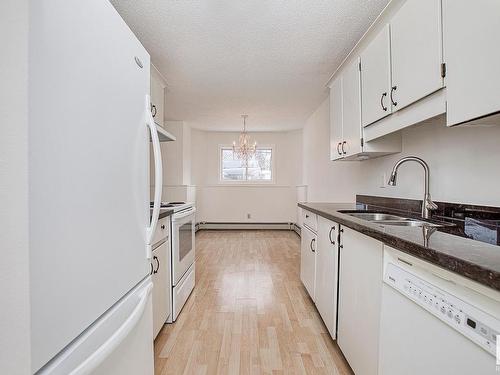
left=361, top=25, right=392, bottom=127
left=443, top=0, right=500, bottom=126
left=330, top=57, right=401, bottom=161
left=330, top=76, right=344, bottom=160
left=390, top=0, right=444, bottom=112
left=342, top=59, right=363, bottom=157
left=150, top=65, right=166, bottom=127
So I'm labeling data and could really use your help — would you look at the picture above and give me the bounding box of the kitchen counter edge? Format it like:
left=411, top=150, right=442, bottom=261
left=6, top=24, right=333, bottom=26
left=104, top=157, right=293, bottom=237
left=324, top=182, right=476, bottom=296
left=298, top=202, right=500, bottom=293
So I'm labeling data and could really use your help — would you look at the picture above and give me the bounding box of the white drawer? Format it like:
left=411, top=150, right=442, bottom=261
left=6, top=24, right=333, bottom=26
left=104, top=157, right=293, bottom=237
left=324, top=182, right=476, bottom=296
left=172, top=262, right=195, bottom=321
left=302, top=209, right=317, bottom=232
left=152, top=217, right=170, bottom=247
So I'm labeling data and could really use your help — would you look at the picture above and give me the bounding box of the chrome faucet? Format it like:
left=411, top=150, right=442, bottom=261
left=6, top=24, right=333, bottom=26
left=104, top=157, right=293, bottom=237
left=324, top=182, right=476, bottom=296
left=387, top=156, right=438, bottom=219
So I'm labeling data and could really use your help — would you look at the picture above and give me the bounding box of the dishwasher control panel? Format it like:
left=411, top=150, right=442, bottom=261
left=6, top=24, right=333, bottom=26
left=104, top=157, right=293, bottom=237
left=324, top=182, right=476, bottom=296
left=385, top=262, right=499, bottom=356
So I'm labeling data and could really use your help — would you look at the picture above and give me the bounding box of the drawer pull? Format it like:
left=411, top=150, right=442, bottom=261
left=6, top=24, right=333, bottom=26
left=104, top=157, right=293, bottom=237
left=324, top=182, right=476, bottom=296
left=161, top=224, right=165, bottom=230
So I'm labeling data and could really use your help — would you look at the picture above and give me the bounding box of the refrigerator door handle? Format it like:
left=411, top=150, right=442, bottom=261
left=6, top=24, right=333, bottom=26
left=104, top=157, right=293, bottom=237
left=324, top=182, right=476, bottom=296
left=145, top=94, right=163, bottom=259
left=70, top=282, right=153, bottom=375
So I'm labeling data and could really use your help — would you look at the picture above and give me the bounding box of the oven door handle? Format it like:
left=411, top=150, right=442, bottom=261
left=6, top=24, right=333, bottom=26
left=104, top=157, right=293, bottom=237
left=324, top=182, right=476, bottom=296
left=172, top=208, right=196, bottom=222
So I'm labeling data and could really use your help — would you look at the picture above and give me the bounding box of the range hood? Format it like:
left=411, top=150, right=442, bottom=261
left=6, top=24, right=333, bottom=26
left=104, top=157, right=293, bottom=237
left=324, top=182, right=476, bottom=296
left=155, top=124, right=176, bottom=142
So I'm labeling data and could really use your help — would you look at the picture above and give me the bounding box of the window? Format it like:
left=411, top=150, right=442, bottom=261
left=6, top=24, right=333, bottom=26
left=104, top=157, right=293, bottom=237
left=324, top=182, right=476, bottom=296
left=220, top=146, right=274, bottom=183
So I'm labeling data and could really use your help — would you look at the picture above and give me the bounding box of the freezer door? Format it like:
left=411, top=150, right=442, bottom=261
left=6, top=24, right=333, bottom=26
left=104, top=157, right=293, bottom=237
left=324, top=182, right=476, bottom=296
left=29, top=0, right=151, bottom=371
left=38, top=278, right=154, bottom=375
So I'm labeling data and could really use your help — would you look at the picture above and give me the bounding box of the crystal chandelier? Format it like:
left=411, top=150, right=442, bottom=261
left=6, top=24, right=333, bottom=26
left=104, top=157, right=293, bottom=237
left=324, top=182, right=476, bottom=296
left=232, top=115, right=257, bottom=161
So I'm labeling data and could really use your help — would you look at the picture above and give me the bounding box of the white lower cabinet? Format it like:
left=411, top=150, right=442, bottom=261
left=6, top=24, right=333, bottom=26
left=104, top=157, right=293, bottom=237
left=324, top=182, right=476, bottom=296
left=300, top=211, right=340, bottom=340
left=337, top=226, right=384, bottom=375
left=152, top=239, right=170, bottom=339
left=300, top=222, right=317, bottom=300
left=315, top=216, right=339, bottom=338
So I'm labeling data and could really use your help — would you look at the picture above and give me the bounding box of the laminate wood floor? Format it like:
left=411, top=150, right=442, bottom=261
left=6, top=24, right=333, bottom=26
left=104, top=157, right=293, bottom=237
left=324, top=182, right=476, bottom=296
left=154, top=230, right=352, bottom=375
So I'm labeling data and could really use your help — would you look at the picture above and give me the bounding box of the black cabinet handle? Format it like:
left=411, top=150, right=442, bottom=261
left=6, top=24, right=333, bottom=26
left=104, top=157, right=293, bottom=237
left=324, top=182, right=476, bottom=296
left=151, top=103, right=157, bottom=118
left=150, top=262, right=154, bottom=275
left=390, top=86, right=398, bottom=107
left=161, top=224, right=165, bottom=230
left=342, top=141, right=347, bottom=155
left=305, top=214, right=309, bottom=218
left=338, top=227, right=343, bottom=248
left=153, top=255, right=159, bottom=274
left=310, top=238, right=316, bottom=253
left=337, top=142, right=342, bottom=155
left=328, top=226, right=336, bottom=245
left=380, top=92, right=388, bottom=111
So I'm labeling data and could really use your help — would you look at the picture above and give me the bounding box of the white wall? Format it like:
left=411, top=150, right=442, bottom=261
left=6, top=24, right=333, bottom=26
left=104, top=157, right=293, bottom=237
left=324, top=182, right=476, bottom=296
left=359, top=117, right=500, bottom=206
left=159, top=121, right=191, bottom=186
left=191, top=129, right=302, bottom=222
left=182, top=123, right=191, bottom=185
left=0, top=1, right=31, bottom=373
left=303, top=97, right=500, bottom=207
left=151, top=121, right=195, bottom=202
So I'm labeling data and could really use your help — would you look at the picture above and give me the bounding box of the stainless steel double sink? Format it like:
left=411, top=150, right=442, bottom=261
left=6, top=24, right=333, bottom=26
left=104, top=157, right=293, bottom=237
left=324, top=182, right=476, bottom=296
left=339, top=211, right=452, bottom=228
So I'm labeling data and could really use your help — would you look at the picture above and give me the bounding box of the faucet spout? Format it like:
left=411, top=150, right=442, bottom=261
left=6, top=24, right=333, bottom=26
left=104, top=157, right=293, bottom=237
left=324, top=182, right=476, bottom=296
left=387, top=156, right=437, bottom=219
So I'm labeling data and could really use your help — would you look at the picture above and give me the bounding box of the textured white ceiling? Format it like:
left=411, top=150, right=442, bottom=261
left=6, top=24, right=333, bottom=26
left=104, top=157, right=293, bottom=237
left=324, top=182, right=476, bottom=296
left=111, top=0, right=389, bottom=131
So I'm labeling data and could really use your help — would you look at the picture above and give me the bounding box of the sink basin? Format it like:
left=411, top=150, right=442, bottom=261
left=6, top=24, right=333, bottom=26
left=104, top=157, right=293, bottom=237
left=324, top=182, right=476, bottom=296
left=339, top=210, right=453, bottom=228
left=374, top=220, right=444, bottom=228
left=342, top=212, right=408, bottom=221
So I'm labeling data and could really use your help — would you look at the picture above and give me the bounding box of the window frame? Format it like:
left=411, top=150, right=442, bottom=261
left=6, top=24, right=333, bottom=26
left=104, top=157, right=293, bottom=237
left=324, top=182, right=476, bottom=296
left=218, top=144, right=276, bottom=185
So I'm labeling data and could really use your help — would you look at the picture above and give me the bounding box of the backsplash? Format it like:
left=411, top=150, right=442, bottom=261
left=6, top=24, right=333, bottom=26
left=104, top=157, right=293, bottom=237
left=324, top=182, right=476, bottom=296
left=358, top=119, right=500, bottom=207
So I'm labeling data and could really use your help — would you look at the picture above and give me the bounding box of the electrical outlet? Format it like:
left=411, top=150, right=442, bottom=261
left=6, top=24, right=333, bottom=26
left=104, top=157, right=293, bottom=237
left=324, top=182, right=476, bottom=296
left=247, top=213, right=251, bottom=219
left=380, top=173, right=387, bottom=188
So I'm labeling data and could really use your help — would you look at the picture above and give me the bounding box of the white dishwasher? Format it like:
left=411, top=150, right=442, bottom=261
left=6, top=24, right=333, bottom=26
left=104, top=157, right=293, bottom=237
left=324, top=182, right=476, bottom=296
left=379, top=246, right=500, bottom=375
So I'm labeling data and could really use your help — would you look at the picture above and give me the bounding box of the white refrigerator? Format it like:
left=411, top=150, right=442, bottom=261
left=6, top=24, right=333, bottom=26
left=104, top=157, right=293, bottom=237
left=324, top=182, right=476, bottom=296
left=29, top=0, right=163, bottom=373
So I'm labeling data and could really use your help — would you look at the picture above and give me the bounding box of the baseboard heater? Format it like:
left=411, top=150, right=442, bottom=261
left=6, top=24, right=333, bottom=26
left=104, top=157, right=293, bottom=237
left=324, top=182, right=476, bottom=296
left=197, top=222, right=297, bottom=231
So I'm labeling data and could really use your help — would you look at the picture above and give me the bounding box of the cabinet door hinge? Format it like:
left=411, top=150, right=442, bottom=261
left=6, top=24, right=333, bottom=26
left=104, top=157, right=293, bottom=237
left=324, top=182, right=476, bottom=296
left=441, top=63, right=446, bottom=78
left=361, top=137, right=364, bottom=147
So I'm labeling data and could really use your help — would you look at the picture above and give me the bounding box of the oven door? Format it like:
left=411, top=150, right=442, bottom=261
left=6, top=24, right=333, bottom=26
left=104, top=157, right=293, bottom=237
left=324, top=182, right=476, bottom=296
left=171, top=208, right=196, bottom=286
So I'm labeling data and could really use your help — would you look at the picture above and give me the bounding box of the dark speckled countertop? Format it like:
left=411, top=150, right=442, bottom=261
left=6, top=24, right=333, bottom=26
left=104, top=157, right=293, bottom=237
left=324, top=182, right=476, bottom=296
left=298, top=201, right=500, bottom=292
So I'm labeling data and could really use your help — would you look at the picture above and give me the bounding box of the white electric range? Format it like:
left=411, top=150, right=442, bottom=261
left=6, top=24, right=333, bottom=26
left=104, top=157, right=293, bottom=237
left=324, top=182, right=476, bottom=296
left=152, top=202, right=196, bottom=322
